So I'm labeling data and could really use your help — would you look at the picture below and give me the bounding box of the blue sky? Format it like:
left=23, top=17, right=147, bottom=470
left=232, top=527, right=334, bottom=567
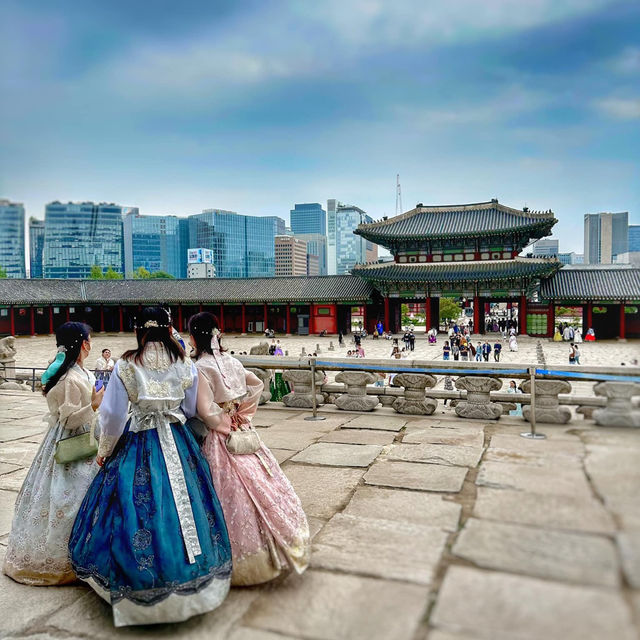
left=1, top=0, right=638, bottom=253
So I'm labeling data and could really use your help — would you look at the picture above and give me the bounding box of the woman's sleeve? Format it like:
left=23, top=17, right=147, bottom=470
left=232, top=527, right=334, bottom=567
left=97, top=361, right=131, bottom=458
left=237, top=371, right=264, bottom=422
left=58, top=377, right=96, bottom=430
left=181, top=362, right=199, bottom=419
left=196, top=369, right=224, bottom=430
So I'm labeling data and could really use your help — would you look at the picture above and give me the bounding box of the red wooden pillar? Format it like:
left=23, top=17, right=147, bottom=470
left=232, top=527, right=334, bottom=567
left=586, top=302, right=593, bottom=331
left=362, top=303, right=367, bottom=333
left=66, top=307, right=70, bottom=322
left=547, top=302, right=554, bottom=338
left=241, top=303, right=246, bottom=333
left=473, top=296, right=481, bottom=335
left=49, top=306, right=54, bottom=335
left=178, top=304, right=184, bottom=332
left=619, top=301, right=626, bottom=339
left=29, top=306, right=35, bottom=336
left=425, top=296, right=432, bottom=330
left=286, top=304, right=291, bottom=335
left=119, top=306, right=124, bottom=332
left=199, top=304, right=203, bottom=313
left=384, top=297, right=390, bottom=333
left=9, top=306, right=15, bottom=336
left=100, top=305, right=105, bottom=332
left=519, top=295, right=527, bottom=335
left=263, top=303, right=268, bottom=332
left=309, top=304, right=315, bottom=335
left=219, top=305, right=224, bottom=332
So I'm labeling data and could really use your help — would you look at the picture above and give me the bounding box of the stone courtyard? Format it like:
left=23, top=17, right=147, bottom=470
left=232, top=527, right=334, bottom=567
left=1, top=334, right=640, bottom=638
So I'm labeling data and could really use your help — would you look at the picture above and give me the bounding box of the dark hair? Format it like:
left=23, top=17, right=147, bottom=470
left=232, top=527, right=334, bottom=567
left=44, top=322, right=91, bottom=395
left=121, top=306, right=184, bottom=364
left=188, top=312, right=225, bottom=360
left=102, top=348, right=110, bottom=355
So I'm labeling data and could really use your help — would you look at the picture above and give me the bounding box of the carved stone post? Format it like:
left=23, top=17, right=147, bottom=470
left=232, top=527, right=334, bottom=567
left=334, top=371, right=379, bottom=411
left=593, top=381, right=640, bottom=427
left=246, top=368, right=273, bottom=405
left=282, top=370, right=324, bottom=408
left=455, top=376, right=502, bottom=420
left=393, top=373, right=437, bottom=415
left=522, top=379, right=572, bottom=424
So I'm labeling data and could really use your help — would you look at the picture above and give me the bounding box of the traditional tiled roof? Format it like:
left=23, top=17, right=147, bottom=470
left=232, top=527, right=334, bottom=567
left=352, top=258, right=560, bottom=284
left=355, top=200, right=556, bottom=243
left=540, top=266, right=640, bottom=301
left=0, top=276, right=374, bottom=305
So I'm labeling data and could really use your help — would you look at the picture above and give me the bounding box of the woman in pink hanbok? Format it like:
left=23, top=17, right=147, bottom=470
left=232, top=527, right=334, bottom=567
left=188, top=312, right=310, bottom=586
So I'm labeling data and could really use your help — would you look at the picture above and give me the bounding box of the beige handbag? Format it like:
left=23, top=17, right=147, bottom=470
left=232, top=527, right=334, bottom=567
left=54, top=424, right=98, bottom=464
left=225, top=427, right=262, bottom=455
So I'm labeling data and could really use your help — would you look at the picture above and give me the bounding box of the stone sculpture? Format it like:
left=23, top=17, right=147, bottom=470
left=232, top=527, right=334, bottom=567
left=246, top=367, right=272, bottom=405
left=392, top=373, right=438, bottom=415
left=593, top=381, right=640, bottom=428
left=522, top=379, right=572, bottom=424
left=334, top=371, right=379, bottom=411
left=249, top=341, right=270, bottom=356
left=282, top=369, right=324, bottom=408
left=455, top=376, right=502, bottom=420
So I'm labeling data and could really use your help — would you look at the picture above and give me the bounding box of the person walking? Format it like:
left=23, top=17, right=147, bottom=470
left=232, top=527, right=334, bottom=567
left=3, top=323, right=103, bottom=585
left=475, top=342, right=483, bottom=362
left=452, top=342, right=460, bottom=361
left=493, top=340, right=502, bottom=362
left=189, top=312, right=310, bottom=586
left=573, top=343, right=581, bottom=364
left=460, top=342, right=469, bottom=362
left=443, top=341, right=451, bottom=360
left=409, top=331, right=415, bottom=351
left=69, top=307, right=232, bottom=626
left=482, top=341, right=492, bottom=362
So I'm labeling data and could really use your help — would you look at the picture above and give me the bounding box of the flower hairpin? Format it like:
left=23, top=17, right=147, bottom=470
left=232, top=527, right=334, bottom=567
left=144, top=320, right=159, bottom=328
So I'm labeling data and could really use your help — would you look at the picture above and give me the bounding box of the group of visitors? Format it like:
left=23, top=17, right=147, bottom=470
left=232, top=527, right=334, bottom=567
left=554, top=322, right=583, bottom=343
left=442, top=336, right=503, bottom=362
left=484, top=316, right=518, bottom=336
left=3, top=308, right=310, bottom=627
left=402, top=330, right=416, bottom=351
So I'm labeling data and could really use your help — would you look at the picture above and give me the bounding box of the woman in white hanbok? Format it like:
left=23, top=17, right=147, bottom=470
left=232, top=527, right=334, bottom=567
left=3, top=322, right=103, bottom=585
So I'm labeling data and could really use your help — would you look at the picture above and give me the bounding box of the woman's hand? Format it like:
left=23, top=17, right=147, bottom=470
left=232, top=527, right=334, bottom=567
left=96, top=455, right=106, bottom=467
left=91, top=386, right=105, bottom=411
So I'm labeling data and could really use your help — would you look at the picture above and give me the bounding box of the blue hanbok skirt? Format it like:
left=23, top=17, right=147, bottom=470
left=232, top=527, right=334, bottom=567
left=69, top=421, right=232, bottom=627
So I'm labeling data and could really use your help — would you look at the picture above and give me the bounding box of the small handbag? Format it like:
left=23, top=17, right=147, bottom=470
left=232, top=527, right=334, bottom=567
left=225, top=427, right=262, bottom=455
left=54, top=423, right=98, bottom=464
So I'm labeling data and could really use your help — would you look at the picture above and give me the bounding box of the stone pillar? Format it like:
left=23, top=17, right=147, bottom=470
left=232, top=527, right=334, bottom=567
left=9, top=306, right=15, bottom=336
left=48, top=306, right=54, bottom=335
left=246, top=367, right=273, bottom=405
left=282, top=370, right=324, bottom=408
left=241, top=303, right=247, bottom=335
left=384, top=297, right=390, bottom=333
left=392, top=373, right=438, bottom=415
left=520, top=295, right=527, bottom=335
left=593, top=381, right=640, bottom=427
left=619, top=302, right=626, bottom=340
left=286, top=304, right=291, bottom=336
left=334, top=371, right=379, bottom=411
left=522, top=379, right=572, bottom=424
left=454, top=376, right=502, bottom=420
left=29, top=306, right=35, bottom=336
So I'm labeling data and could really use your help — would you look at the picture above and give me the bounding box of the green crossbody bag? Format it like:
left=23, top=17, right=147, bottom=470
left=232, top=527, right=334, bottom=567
left=54, top=423, right=98, bottom=464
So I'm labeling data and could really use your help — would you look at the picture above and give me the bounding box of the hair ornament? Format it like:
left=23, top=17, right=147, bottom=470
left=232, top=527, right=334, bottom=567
left=57, top=345, right=67, bottom=353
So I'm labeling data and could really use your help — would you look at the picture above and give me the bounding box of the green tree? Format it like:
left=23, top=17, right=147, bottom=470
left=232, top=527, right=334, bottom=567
left=150, top=270, right=175, bottom=279
left=89, top=265, right=104, bottom=279
left=104, top=266, right=123, bottom=280
left=0, top=266, right=7, bottom=278
left=132, top=266, right=151, bottom=279
left=440, top=298, right=461, bottom=323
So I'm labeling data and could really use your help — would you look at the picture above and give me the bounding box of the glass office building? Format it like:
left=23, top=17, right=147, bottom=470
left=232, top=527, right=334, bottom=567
left=290, top=203, right=326, bottom=236
left=294, top=233, right=328, bottom=275
left=629, top=225, right=640, bottom=253
left=123, top=212, right=187, bottom=278
left=189, top=209, right=276, bottom=278
left=584, top=211, right=628, bottom=264
left=0, top=200, right=26, bottom=278
left=327, top=201, right=374, bottom=275
left=29, top=218, right=45, bottom=278
left=43, top=202, right=124, bottom=278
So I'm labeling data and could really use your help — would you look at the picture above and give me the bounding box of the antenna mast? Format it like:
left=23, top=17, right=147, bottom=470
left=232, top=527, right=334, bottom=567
left=395, top=174, right=403, bottom=216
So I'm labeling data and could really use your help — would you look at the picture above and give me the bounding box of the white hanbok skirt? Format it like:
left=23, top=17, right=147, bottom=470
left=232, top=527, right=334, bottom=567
left=3, top=422, right=98, bottom=585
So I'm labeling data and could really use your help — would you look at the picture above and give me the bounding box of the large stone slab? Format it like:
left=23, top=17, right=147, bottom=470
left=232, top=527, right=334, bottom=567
left=342, top=415, right=407, bottom=432
left=253, top=409, right=305, bottom=426
left=258, top=427, right=324, bottom=451
left=388, top=443, right=483, bottom=468
left=282, top=464, right=365, bottom=519
left=312, top=513, right=448, bottom=585
left=403, top=426, right=484, bottom=447
left=617, top=532, right=640, bottom=589
left=320, top=429, right=396, bottom=446
left=473, top=487, right=616, bottom=535
left=0, top=468, right=28, bottom=492
left=453, top=518, right=619, bottom=587
left=291, top=442, right=382, bottom=468
left=0, top=489, right=17, bottom=536
left=242, top=570, right=429, bottom=640
left=0, top=441, right=40, bottom=466
left=476, top=461, right=593, bottom=499
left=585, top=445, right=640, bottom=505
left=228, top=629, right=298, bottom=640
left=489, top=433, right=584, bottom=456
left=364, top=460, right=467, bottom=493
left=431, top=566, right=637, bottom=640
left=0, top=424, right=46, bottom=443
left=343, top=486, right=461, bottom=531
left=0, top=461, right=21, bottom=475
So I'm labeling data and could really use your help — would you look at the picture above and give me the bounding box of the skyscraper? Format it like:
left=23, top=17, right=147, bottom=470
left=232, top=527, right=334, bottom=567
left=629, top=224, right=640, bottom=253
left=531, top=238, right=559, bottom=257
left=327, top=200, right=376, bottom=275
left=0, top=199, right=26, bottom=278
left=584, top=211, right=628, bottom=264
left=43, top=201, right=124, bottom=278
left=290, top=203, right=326, bottom=236
left=29, top=218, right=45, bottom=278
left=265, top=216, right=287, bottom=236
left=189, top=209, right=276, bottom=278
left=275, top=235, right=307, bottom=276
left=123, top=211, right=187, bottom=278
left=293, top=233, right=328, bottom=275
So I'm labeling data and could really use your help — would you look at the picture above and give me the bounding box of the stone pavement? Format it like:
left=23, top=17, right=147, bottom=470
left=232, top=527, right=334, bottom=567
left=1, top=391, right=639, bottom=639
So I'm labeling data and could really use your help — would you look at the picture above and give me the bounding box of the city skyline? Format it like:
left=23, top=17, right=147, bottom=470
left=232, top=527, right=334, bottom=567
left=1, top=1, right=639, bottom=255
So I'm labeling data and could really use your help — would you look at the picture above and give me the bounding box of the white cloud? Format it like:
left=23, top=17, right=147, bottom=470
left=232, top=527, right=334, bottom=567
left=609, top=47, right=640, bottom=74
left=596, top=97, right=640, bottom=119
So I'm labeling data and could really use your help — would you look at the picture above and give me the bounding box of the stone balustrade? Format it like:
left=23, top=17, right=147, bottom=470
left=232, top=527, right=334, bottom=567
left=392, top=373, right=438, bottom=415
left=454, top=376, right=503, bottom=420
left=282, top=369, right=325, bottom=409
left=521, top=379, right=572, bottom=424
left=593, top=381, right=640, bottom=428
left=334, top=371, right=380, bottom=411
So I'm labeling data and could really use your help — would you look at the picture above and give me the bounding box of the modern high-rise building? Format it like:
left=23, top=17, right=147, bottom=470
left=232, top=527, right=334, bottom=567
left=327, top=200, right=377, bottom=275
left=629, top=224, right=640, bottom=253
left=189, top=209, right=276, bottom=278
left=123, top=211, right=187, bottom=278
left=558, top=252, right=584, bottom=265
left=43, top=201, right=124, bottom=278
left=290, top=203, right=326, bottom=236
left=0, top=199, right=26, bottom=278
left=531, top=238, right=559, bottom=257
left=275, top=235, right=308, bottom=276
left=293, top=233, right=327, bottom=275
left=266, top=216, right=287, bottom=237
left=307, top=253, right=320, bottom=276
left=584, top=211, right=628, bottom=264
left=29, top=218, right=45, bottom=278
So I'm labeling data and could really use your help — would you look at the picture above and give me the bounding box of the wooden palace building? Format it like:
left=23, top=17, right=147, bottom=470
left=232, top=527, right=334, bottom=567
left=1, top=200, right=639, bottom=339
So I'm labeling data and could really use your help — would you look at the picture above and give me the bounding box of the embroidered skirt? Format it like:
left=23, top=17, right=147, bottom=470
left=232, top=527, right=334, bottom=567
left=69, top=421, right=232, bottom=627
left=270, top=372, right=290, bottom=402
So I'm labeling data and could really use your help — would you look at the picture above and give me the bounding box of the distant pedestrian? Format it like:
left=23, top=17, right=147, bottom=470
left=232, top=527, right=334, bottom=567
left=482, top=341, right=491, bottom=362
left=443, top=341, right=451, bottom=361
left=338, top=331, right=344, bottom=346
left=460, top=343, right=469, bottom=361
left=409, top=331, right=415, bottom=351
left=475, top=342, right=482, bottom=362
left=452, top=342, right=460, bottom=361
left=493, top=341, right=502, bottom=362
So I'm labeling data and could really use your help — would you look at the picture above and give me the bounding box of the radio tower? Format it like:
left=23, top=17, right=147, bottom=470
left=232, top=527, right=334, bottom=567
left=395, top=174, right=403, bottom=216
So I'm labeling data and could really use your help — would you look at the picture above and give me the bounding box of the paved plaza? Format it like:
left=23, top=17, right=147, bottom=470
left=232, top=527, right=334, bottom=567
left=1, top=357, right=640, bottom=638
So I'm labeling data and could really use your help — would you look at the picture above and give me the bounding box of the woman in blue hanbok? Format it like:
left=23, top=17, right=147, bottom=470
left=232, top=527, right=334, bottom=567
left=69, top=307, right=232, bottom=627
